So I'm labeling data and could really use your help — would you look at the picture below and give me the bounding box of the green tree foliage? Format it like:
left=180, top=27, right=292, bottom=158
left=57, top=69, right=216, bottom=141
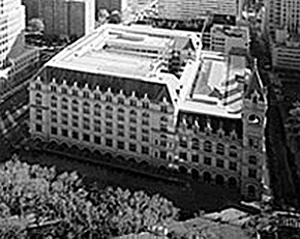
left=27, top=18, right=45, bottom=33
left=0, top=157, right=179, bottom=238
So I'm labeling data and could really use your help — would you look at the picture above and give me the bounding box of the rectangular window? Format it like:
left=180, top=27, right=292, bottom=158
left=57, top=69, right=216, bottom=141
left=51, top=127, right=57, bottom=135
left=192, top=154, right=199, bottom=163
left=129, top=143, right=136, bottom=152
left=142, top=102, right=149, bottom=109
left=83, top=133, right=90, bottom=142
left=50, top=85, right=56, bottom=92
left=72, top=90, right=78, bottom=97
left=204, top=157, right=211, bottom=165
left=130, top=100, right=137, bottom=106
left=117, top=115, right=124, bottom=121
left=83, top=91, right=89, bottom=99
left=142, top=120, right=149, bottom=126
left=129, top=127, right=136, bottom=132
left=160, top=151, right=167, bottom=159
left=142, top=128, right=149, bottom=134
left=72, top=131, right=79, bottom=139
left=117, top=124, right=124, bottom=130
left=160, top=105, right=167, bottom=113
left=36, top=109, right=43, bottom=121
left=142, top=146, right=149, bottom=155
left=105, top=113, right=113, bottom=119
left=179, top=152, right=187, bottom=161
left=106, top=121, right=113, bottom=127
left=94, top=93, right=101, bottom=100
left=94, top=136, right=101, bottom=144
left=248, top=169, right=257, bottom=178
left=94, top=126, right=101, bottom=132
left=35, top=83, right=41, bottom=91
left=106, top=129, right=113, bottom=135
left=229, top=162, right=237, bottom=171
left=179, top=138, right=187, bottom=148
left=129, top=118, right=137, bottom=124
left=130, top=134, right=136, bottom=140
left=106, top=96, right=112, bottom=102
left=117, top=131, right=125, bottom=137
left=216, top=159, right=224, bottom=168
left=117, top=141, right=125, bottom=149
left=61, top=129, right=68, bottom=137
left=118, top=98, right=124, bottom=104
left=106, top=138, right=113, bottom=147
left=160, top=141, right=167, bottom=147
left=142, top=135, right=149, bottom=142
left=61, top=88, right=68, bottom=94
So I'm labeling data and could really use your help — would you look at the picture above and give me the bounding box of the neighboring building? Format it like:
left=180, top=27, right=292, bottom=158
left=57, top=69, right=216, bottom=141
left=266, top=0, right=300, bottom=40
left=96, top=0, right=128, bottom=13
left=29, top=24, right=268, bottom=200
left=271, top=28, right=300, bottom=71
left=21, top=0, right=40, bottom=21
left=209, top=24, right=250, bottom=55
left=265, top=0, right=300, bottom=71
left=157, top=0, right=244, bottom=21
left=0, top=0, right=39, bottom=96
left=27, top=0, right=95, bottom=39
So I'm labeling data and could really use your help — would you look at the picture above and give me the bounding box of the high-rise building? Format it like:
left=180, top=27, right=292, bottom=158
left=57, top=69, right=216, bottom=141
left=157, top=0, right=244, bottom=21
left=266, top=0, right=300, bottom=39
left=0, top=0, right=39, bottom=96
left=29, top=24, right=268, bottom=201
left=265, top=0, right=300, bottom=71
left=22, top=0, right=95, bottom=39
left=96, top=0, right=128, bottom=13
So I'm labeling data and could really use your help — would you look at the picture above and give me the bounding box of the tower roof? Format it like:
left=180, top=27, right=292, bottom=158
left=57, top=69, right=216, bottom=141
left=244, top=59, right=265, bottom=101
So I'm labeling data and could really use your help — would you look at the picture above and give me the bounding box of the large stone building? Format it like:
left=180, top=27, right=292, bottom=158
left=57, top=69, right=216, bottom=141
left=29, top=24, right=268, bottom=200
left=157, top=0, right=244, bottom=21
left=22, top=0, right=95, bottom=39
left=0, top=0, right=39, bottom=96
left=96, top=0, right=128, bottom=13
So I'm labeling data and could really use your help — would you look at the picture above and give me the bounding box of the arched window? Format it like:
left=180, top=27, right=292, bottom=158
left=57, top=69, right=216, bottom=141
left=216, top=143, right=224, bottom=155
left=229, top=145, right=238, bottom=158
left=61, top=97, right=68, bottom=104
left=160, top=134, right=167, bottom=139
left=130, top=110, right=137, bottom=115
left=248, top=114, right=261, bottom=126
left=249, top=155, right=257, bottom=165
left=51, top=96, right=57, bottom=101
left=191, top=138, right=200, bottom=150
left=204, top=141, right=212, bottom=152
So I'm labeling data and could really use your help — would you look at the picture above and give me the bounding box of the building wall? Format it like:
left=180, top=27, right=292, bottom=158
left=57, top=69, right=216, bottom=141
left=29, top=70, right=266, bottom=200
left=158, top=0, right=242, bottom=21
left=272, top=44, right=300, bottom=71
left=37, top=0, right=95, bottom=38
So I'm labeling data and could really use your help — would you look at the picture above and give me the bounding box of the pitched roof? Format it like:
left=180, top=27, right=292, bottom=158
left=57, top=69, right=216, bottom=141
left=244, top=59, right=265, bottom=101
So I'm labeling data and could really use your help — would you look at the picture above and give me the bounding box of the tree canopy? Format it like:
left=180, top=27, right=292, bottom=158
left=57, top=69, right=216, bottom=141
left=0, top=156, right=179, bottom=238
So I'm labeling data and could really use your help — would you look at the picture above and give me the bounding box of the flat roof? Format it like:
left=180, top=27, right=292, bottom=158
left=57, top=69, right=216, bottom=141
left=179, top=51, right=247, bottom=119
left=47, top=24, right=199, bottom=79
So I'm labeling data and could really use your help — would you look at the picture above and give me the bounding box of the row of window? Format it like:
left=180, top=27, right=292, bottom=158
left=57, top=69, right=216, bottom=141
left=35, top=88, right=169, bottom=113
left=180, top=138, right=238, bottom=157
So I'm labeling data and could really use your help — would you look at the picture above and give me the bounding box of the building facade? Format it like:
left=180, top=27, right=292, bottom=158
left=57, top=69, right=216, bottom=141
left=96, top=0, right=128, bottom=13
left=26, top=0, right=95, bottom=39
left=0, top=0, right=39, bottom=96
left=157, top=0, right=243, bottom=21
left=29, top=24, right=268, bottom=200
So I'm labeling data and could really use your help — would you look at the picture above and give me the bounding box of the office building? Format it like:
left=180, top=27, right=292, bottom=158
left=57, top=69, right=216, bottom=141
left=157, top=0, right=243, bottom=21
left=96, top=0, right=128, bottom=13
left=29, top=24, right=268, bottom=200
left=23, top=0, right=95, bottom=39
left=209, top=24, right=250, bottom=54
left=0, top=0, right=39, bottom=96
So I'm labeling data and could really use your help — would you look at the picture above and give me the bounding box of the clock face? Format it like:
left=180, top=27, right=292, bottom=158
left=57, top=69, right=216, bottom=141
left=248, top=114, right=261, bottom=125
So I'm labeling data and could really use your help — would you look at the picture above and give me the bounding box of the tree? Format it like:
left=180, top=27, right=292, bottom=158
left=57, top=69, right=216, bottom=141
left=97, top=8, right=109, bottom=24
left=27, top=18, right=45, bottom=33
left=0, top=156, right=179, bottom=238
